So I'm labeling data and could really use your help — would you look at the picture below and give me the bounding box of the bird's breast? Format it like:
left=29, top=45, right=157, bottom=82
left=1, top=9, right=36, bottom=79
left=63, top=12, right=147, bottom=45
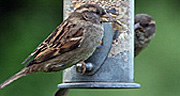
left=81, top=23, right=104, bottom=49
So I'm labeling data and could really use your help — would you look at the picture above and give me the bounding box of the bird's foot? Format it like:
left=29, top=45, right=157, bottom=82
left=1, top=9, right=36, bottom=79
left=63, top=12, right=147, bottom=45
left=76, top=61, right=87, bottom=74
left=97, top=41, right=104, bottom=49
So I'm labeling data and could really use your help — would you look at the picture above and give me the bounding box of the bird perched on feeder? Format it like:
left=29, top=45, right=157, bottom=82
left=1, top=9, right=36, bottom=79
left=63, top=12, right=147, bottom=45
left=106, top=8, right=156, bottom=56
left=0, top=4, right=112, bottom=89
left=54, top=13, right=156, bottom=96
left=134, top=14, right=156, bottom=56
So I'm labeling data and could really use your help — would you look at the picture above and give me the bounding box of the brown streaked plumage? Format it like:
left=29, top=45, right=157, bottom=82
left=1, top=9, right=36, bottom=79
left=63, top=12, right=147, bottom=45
left=105, top=8, right=156, bottom=56
left=135, top=14, right=156, bottom=56
left=54, top=14, right=156, bottom=96
left=0, top=4, right=108, bottom=89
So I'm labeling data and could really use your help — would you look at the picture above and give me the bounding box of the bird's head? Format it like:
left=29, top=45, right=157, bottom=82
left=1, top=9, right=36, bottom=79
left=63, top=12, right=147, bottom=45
left=75, top=4, right=106, bottom=16
left=74, top=4, right=113, bottom=23
left=135, top=14, right=156, bottom=37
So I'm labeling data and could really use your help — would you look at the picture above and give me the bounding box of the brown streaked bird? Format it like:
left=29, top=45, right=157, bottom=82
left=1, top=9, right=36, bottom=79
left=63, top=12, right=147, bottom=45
left=54, top=13, right=156, bottom=96
left=135, top=14, right=156, bottom=56
left=0, top=4, right=110, bottom=89
left=54, top=14, right=156, bottom=96
left=106, top=8, right=156, bottom=56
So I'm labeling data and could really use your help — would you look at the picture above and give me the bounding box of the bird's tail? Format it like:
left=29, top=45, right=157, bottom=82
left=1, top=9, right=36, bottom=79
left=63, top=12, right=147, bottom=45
left=0, top=68, right=28, bottom=90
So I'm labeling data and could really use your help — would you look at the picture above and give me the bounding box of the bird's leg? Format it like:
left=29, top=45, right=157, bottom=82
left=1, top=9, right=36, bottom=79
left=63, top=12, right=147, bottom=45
left=76, top=61, right=87, bottom=74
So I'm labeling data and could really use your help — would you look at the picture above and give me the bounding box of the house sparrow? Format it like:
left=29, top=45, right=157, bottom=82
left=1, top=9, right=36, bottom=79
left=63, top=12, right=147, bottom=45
left=107, top=10, right=156, bottom=56
left=135, top=14, right=156, bottom=56
left=0, top=4, right=110, bottom=89
left=54, top=14, right=156, bottom=96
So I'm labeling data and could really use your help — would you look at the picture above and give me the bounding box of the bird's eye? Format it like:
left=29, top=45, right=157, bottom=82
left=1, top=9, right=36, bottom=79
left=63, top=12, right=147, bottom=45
left=142, top=23, right=149, bottom=27
left=96, top=11, right=100, bottom=14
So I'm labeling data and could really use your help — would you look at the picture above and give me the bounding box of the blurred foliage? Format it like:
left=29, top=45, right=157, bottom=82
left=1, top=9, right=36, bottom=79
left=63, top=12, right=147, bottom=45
left=0, top=0, right=180, bottom=96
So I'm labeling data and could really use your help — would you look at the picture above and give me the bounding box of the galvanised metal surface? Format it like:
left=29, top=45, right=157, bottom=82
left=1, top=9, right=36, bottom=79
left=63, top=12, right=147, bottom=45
left=58, top=82, right=140, bottom=89
left=57, top=0, right=140, bottom=89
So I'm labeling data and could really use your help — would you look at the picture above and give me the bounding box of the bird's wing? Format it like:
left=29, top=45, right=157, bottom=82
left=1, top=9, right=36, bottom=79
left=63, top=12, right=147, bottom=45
left=22, top=20, right=84, bottom=66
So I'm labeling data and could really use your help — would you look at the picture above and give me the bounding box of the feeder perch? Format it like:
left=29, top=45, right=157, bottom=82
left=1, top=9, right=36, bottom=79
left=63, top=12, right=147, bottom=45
left=56, top=0, right=140, bottom=94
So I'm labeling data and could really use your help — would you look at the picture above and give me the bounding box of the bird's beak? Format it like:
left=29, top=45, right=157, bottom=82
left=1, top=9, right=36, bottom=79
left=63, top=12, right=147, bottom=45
left=101, top=13, right=114, bottom=22
left=149, top=20, right=156, bottom=25
left=134, top=23, right=143, bottom=31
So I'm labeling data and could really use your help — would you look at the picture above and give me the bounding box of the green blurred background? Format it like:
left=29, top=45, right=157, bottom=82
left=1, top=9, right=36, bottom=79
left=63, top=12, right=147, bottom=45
left=0, top=0, right=180, bottom=96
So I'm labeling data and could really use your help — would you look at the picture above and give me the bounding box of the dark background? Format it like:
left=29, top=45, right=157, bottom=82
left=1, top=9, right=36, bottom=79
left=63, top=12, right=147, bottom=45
left=0, top=0, right=180, bottom=96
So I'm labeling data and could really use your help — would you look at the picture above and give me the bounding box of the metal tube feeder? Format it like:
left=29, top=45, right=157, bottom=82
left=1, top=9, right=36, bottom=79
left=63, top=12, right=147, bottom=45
left=57, top=0, right=140, bottom=90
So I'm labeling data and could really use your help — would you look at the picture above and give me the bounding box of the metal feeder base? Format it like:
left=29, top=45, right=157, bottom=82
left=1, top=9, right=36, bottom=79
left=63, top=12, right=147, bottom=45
left=58, top=82, right=141, bottom=89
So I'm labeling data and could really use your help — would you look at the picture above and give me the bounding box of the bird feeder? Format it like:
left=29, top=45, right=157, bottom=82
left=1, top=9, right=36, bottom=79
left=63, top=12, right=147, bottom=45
left=56, top=0, right=140, bottom=95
